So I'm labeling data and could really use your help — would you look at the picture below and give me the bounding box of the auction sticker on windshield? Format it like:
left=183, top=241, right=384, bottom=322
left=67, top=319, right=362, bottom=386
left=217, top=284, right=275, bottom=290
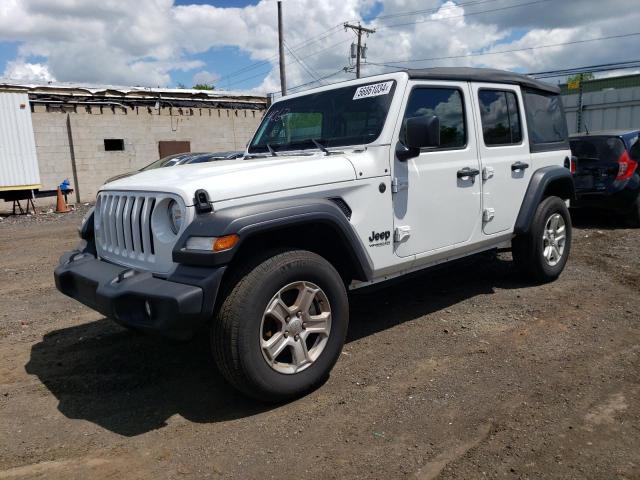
left=353, top=81, right=394, bottom=100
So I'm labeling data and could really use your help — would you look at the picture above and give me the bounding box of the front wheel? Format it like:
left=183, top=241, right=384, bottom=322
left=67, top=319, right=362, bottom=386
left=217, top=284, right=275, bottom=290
left=512, top=196, right=572, bottom=283
left=212, top=250, right=349, bottom=402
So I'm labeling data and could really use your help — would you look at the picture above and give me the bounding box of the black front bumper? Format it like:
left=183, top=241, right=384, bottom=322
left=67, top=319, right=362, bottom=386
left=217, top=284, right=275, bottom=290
left=54, top=251, right=225, bottom=339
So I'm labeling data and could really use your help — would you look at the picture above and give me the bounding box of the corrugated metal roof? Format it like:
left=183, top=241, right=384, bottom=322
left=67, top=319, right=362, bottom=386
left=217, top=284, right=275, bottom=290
left=0, top=79, right=267, bottom=105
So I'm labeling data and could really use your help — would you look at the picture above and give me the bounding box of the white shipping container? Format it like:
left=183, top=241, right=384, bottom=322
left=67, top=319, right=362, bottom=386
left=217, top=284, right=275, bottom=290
left=0, top=92, right=40, bottom=191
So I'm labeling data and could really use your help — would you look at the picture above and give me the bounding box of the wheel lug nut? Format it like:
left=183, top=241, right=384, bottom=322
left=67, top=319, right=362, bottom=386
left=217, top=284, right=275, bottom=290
left=302, top=322, right=307, bottom=328
left=294, top=335, right=299, bottom=341
left=284, top=331, right=288, bottom=338
left=297, top=312, right=302, bottom=317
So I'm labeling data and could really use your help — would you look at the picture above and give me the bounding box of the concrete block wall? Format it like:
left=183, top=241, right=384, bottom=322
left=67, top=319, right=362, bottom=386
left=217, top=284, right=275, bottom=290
left=32, top=105, right=264, bottom=203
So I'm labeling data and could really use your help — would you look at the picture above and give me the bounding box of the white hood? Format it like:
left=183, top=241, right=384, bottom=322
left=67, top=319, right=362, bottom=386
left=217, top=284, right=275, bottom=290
left=101, top=153, right=358, bottom=205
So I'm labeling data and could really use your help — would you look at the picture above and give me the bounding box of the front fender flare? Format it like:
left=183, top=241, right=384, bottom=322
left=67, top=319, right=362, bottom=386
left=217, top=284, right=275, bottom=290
left=173, top=198, right=374, bottom=281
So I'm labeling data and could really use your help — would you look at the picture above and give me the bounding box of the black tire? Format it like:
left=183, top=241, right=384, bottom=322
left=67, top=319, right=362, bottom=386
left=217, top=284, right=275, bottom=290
left=628, top=196, right=640, bottom=228
left=512, top=196, right=572, bottom=283
left=212, top=250, right=349, bottom=402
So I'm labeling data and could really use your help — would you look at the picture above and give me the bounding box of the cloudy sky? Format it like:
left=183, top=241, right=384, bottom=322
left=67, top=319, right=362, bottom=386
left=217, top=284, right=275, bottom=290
left=0, top=0, right=638, bottom=94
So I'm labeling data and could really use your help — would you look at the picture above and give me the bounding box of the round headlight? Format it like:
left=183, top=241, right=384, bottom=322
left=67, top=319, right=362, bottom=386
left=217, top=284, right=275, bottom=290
left=168, top=200, right=184, bottom=234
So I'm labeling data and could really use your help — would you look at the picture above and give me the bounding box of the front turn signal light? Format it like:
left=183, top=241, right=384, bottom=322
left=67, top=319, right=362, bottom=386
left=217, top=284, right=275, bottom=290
left=213, top=234, right=239, bottom=252
left=185, top=234, right=239, bottom=252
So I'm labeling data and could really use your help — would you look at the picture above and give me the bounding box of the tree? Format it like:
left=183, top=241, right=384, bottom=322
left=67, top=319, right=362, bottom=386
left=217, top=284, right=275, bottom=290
left=567, top=72, right=594, bottom=84
left=193, top=83, right=215, bottom=90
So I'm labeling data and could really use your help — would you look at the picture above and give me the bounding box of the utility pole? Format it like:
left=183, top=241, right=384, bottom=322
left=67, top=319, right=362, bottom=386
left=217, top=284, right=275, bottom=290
left=277, top=1, right=287, bottom=96
left=576, top=72, right=584, bottom=133
left=344, top=22, right=375, bottom=78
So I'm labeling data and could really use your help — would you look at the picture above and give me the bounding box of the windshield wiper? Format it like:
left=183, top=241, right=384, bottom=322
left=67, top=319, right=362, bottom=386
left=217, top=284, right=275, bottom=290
left=312, top=139, right=343, bottom=156
left=266, top=143, right=278, bottom=157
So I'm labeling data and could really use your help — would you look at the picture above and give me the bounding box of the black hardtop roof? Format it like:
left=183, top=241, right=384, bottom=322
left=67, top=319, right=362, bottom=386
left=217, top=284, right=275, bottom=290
left=406, top=67, right=560, bottom=94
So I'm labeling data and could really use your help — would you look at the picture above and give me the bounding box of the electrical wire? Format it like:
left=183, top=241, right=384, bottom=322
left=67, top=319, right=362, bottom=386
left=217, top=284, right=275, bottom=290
left=366, top=32, right=640, bottom=67
left=529, top=60, right=640, bottom=78
left=217, top=24, right=344, bottom=84
left=278, top=68, right=348, bottom=95
left=375, top=0, right=553, bottom=31
left=221, top=0, right=542, bottom=86
left=284, top=40, right=321, bottom=82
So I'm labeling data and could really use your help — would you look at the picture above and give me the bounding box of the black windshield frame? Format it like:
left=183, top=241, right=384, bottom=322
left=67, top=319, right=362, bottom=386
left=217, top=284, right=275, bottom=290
left=248, top=80, right=397, bottom=153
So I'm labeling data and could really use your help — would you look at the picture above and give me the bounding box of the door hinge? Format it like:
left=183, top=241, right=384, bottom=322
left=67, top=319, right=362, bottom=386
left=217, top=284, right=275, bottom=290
left=483, top=208, right=495, bottom=222
left=394, top=225, right=411, bottom=243
left=391, top=177, right=408, bottom=193
left=482, top=166, right=495, bottom=180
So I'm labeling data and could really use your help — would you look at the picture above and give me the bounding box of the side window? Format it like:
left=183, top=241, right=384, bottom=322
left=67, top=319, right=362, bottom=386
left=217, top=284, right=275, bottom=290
left=478, top=90, right=522, bottom=146
left=523, top=89, right=568, bottom=148
left=401, top=88, right=466, bottom=149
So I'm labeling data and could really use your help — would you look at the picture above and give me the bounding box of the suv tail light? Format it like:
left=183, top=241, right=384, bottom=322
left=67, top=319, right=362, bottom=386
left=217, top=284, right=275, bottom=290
left=616, top=150, right=638, bottom=181
left=564, top=156, right=577, bottom=174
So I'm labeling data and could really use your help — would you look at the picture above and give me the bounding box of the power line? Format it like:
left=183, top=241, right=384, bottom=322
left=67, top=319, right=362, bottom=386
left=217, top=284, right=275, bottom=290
left=284, top=41, right=321, bottom=82
left=222, top=0, right=543, bottom=86
left=372, top=0, right=502, bottom=22
left=340, top=0, right=501, bottom=26
left=367, top=32, right=640, bottom=67
left=278, top=68, right=347, bottom=96
left=529, top=60, right=640, bottom=78
left=226, top=0, right=569, bottom=89
left=375, top=0, right=553, bottom=31
left=217, top=24, right=344, bottom=84
left=225, top=36, right=352, bottom=87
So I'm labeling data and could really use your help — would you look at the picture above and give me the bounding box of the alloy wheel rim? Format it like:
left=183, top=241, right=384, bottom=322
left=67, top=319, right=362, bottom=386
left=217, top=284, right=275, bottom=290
left=542, top=213, right=566, bottom=266
left=260, top=281, right=332, bottom=374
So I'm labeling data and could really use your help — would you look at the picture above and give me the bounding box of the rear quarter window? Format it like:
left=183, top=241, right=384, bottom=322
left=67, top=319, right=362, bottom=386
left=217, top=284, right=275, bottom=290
left=523, top=89, right=569, bottom=152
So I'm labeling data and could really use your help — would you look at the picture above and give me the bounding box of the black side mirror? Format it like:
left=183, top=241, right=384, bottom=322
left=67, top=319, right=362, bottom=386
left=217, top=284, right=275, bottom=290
left=397, top=115, right=440, bottom=161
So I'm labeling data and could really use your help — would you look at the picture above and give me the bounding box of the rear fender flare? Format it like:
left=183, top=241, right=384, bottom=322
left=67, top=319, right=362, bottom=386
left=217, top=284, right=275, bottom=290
left=514, top=166, right=575, bottom=235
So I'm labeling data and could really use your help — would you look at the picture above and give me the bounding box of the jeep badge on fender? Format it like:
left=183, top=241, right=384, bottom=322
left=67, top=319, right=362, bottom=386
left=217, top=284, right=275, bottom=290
left=369, top=230, right=391, bottom=246
left=55, top=67, right=574, bottom=402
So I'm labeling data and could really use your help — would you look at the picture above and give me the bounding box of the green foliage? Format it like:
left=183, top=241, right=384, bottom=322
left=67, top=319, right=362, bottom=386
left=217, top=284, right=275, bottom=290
left=568, top=72, right=595, bottom=84
left=193, top=83, right=215, bottom=90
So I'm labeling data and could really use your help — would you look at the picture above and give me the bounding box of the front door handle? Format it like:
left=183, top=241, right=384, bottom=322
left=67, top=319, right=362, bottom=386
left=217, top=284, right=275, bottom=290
left=457, top=167, right=481, bottom=179
left=511, top=161, right=530, bottom=172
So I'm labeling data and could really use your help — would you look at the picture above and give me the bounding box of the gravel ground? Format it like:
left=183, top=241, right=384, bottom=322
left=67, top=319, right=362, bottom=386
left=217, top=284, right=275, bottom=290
left=0, top=208, right=638, bottom=479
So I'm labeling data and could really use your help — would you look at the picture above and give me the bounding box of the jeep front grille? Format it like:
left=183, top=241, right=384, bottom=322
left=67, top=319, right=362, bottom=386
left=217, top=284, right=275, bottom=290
left=94, top=191, right=188, bottom=274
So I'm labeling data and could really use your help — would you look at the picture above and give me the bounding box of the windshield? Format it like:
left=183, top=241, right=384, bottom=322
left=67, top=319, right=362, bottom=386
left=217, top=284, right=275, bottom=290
left=140, top=154, right=185, bottom=170
left=248, top=80, right=396, bottom=153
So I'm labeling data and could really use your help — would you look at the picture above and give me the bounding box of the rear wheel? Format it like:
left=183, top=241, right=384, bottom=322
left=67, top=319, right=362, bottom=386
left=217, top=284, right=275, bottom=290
left=512, top=196, right=572, bottom=283
left=212, top=250, right=348, bottom=402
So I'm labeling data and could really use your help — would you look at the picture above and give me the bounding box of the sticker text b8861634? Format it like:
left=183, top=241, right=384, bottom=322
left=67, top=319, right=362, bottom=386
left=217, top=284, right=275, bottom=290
left=353, top=81, right=393, bottom=100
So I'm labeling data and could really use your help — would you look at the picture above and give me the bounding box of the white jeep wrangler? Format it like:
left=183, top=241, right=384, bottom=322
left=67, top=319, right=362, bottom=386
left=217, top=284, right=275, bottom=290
left=55, top=67, right=574, bottom=401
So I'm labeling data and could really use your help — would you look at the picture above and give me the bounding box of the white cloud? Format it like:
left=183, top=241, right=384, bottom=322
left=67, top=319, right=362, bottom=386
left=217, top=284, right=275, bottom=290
left=2, top=60, right=55, bottom=83
left=0, top=0, right=638, bottom=91
left=192, top=70, right=220, bottom=87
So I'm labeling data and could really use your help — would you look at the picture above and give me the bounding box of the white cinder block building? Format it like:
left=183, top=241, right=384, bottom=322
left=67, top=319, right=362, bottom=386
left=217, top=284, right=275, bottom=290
left=0, top=82, right=267, bottom=204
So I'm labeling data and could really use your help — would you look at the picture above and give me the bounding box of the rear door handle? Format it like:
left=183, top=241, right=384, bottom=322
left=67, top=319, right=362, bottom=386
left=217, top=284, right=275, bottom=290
left=457, top=167, right=480, bottom=179
left=511, top=161, right=530, bottom=172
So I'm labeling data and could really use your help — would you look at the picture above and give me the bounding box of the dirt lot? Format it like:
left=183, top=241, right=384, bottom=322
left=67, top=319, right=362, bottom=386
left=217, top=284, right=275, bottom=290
left=0, top=208, right=638, bottom=479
